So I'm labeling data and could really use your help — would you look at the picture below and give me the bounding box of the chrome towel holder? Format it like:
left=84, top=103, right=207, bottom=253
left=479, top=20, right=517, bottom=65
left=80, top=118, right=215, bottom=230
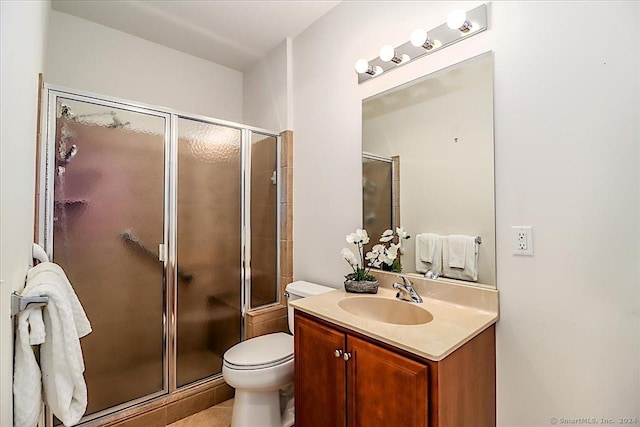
left=10, top=243, right=50, bottom=317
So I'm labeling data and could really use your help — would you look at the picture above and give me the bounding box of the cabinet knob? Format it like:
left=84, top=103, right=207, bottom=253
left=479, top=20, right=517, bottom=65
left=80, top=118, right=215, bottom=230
left=343, top=352, right=352, bottom=361
left=334, top=349, right=343, bottom=358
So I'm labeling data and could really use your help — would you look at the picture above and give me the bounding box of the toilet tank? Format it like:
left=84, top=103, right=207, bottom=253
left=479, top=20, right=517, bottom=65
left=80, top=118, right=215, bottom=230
left=285, top=281, right=334, bottom=334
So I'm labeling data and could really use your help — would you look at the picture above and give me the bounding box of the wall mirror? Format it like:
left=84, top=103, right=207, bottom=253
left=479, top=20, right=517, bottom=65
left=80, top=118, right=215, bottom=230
left=362, top=52, right=496, bottom=288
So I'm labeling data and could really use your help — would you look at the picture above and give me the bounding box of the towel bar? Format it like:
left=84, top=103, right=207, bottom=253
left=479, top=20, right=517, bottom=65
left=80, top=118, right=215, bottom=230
left=11, top=293, right=48, bottom=317
left=11, top=242, right=51, bottom=316
left=475, top=236, right=482, bottom=244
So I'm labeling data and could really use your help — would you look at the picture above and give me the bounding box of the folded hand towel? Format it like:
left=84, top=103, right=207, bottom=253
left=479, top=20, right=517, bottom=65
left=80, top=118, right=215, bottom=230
left=442, top=235, right=478, bottom=281
left=447, top=235, right=469, bottom=269
left=415, top=233, right=442, bottom=275
left=21, top=262, right=91, bottom=426
left=418, top=233, right=438, bottom=263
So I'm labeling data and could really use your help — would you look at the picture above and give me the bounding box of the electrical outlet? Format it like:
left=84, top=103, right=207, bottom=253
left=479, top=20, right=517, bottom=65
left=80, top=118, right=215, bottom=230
left=512, top=226, right=534, bottom=256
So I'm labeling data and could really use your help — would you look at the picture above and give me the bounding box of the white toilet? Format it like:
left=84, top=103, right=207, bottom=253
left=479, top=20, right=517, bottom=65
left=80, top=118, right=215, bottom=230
left=222, top=281, right=334, bottom=427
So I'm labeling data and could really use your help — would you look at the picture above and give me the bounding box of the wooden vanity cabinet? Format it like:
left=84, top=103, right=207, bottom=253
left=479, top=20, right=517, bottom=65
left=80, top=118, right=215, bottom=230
left=294, top=311, right=496, bottom=427
left=294, top=312, right=346, bottom=426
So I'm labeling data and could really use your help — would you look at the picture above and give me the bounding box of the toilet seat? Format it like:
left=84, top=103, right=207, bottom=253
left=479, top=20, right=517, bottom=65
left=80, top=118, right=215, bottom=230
left=223, top=332, right=293, bottom=371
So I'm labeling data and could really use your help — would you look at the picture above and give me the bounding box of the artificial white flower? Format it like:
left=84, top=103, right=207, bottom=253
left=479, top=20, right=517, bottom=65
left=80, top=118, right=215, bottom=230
left=346, top=228, right=370, bottom=245
left=379, top=229, right=394, bottom=243
left=356, top=229, right=370, bottom=244
left=341, top=248, right=358, bottom=266
left=365, top=250, right=378, bottom=262
left=346, top=232, right=359, bottom=244
left=387, top=243, right=400, bottom=257
left=396, top=226, right=409, bottom=239
left=373, top=243, right=385, bottom=252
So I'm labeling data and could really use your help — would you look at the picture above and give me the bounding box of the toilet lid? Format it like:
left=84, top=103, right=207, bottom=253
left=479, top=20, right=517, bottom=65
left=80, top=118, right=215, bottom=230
left=223, top=332, right=294, bottom=370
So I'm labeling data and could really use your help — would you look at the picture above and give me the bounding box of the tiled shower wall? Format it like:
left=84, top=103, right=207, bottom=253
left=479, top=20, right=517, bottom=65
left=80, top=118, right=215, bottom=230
left=245, top=130, right=293, bottom=338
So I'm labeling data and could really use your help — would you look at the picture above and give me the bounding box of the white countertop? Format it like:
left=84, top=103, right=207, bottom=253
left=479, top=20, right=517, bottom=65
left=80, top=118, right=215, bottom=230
left=290, top=283, right=498, bottom=362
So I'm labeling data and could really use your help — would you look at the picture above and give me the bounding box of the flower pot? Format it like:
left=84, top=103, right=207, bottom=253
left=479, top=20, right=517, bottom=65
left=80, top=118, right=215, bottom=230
left=344, top=279, right=379, bottom=294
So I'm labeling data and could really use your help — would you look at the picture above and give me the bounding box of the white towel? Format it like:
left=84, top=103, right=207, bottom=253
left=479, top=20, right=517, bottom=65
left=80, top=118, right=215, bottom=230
left=14, top=262, right=92, bottom=427
left=442, top=235, right=478, bottom=281
left=447, top=235, right=468, bottom=269
left=13, top=305, right=45, bottom=427
left=415, top=233, right=442, bottom=275
left=417, top=233, right=438, bottom=263
left=25, top=263, right=91, bottom=338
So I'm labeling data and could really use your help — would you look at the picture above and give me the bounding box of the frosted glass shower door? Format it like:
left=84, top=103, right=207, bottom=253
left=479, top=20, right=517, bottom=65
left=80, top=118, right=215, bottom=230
left=175, top=118, right=242, bottom=387
left=50, top=98, right=167, bottom=418
left=362, top=155, right=394, bottom=255
left=250, top=132, right=279, bottom=308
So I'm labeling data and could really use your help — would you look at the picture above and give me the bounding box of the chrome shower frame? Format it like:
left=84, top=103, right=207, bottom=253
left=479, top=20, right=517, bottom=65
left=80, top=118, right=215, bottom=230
left=39, top=85, right=281, bottom=426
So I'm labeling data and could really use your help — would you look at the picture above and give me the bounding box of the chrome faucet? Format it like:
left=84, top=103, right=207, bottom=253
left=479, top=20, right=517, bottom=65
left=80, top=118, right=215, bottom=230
left=392, top=276, right=423, bottom=303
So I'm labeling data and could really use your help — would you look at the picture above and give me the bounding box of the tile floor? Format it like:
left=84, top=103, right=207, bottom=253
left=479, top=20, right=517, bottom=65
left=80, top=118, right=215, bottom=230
left=167, top=399, right=233, bottom=427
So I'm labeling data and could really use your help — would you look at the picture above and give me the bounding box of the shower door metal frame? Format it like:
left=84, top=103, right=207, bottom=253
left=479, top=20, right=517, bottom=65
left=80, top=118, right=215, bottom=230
left=39, top=85, right=281, bottom=426
left=243, top=129, right=283, bottom=312
left=40, top=88, right=173, bottom=425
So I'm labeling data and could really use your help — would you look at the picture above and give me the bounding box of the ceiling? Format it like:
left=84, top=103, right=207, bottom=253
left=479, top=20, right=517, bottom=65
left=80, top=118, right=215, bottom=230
left=51, top=0, right=341, bottom=72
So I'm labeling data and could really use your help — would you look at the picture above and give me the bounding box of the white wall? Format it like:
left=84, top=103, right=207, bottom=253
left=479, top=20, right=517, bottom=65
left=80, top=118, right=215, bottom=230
left=243, top=38, right=292, bottom=132
left=292, top=1, right=639, bottom=425
left=0, top=1, right=51, bottom=425
left=46, top=10, right=243, bottom=122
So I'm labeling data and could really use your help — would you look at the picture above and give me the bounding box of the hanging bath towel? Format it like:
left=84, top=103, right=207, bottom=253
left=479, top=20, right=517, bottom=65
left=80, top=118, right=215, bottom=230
left=442, top=235, right=479, bottom=282
left=15, top=262, right=92, bottom=427
left=415, top=233, right=442, bottom=275
left=13, top=304, right=45, bottom=427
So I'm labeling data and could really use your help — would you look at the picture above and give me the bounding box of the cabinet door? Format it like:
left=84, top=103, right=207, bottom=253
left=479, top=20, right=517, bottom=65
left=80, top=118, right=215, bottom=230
left=347, top=336, right=428, bottom=427
left=295, top=313, right=347, bottom=427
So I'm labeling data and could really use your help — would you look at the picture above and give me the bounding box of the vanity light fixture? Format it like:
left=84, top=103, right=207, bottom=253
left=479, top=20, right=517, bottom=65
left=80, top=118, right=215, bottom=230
left=447, top=9, right=472, bottom=32
left=355, top=3, right=487, bottom=84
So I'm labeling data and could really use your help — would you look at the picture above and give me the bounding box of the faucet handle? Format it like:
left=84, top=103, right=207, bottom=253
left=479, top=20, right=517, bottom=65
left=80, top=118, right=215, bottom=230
left=396, top=275, right=411, bottom=287
left=393, top=275, right=423, bottom=303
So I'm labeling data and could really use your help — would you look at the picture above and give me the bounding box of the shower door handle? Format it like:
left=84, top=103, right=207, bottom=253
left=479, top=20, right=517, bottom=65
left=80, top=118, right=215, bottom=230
left=158, top=244, right=166, bottom=262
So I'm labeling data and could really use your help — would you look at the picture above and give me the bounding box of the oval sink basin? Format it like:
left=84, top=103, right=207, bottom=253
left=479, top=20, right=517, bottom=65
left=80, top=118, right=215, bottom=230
left=338, top=297, right=433, bottom=325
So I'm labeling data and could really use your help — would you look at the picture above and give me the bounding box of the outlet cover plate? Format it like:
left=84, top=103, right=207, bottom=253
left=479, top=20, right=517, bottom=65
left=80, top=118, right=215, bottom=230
left=512, top=226, right=534, bottom=256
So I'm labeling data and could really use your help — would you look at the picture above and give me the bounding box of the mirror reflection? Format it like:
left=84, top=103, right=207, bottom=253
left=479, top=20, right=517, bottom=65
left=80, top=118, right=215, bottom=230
left=362, top=53, right=496, bottom=287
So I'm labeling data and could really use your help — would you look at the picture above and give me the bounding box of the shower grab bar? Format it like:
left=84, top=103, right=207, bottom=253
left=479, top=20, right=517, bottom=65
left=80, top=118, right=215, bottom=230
left=11, top=243, right=51, bottom=316
left=120, top=231, right=193, bottom=283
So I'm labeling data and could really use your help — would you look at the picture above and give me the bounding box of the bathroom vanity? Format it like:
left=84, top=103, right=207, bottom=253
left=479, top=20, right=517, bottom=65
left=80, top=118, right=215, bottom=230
left=291, top=279, right=498, bottom=427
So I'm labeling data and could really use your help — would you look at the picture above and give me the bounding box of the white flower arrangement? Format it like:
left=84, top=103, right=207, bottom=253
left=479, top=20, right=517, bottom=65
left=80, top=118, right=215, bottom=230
left=341, top=227, right=410, bottom=281
left=341, top=229, right=375, bottom=282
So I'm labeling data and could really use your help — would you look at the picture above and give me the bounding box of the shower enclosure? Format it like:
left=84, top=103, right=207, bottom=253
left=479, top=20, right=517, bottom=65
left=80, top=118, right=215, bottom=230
left=362, top=153, right=397, bottom=255
left=39, top=88, right=281, bottom=424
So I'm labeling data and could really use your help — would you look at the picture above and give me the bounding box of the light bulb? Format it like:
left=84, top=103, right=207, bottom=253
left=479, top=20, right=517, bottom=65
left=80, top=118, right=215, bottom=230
left=410, top=29, right=428, bottom=47
left=379, top=45, right=395, bottom=62
left=447, top=9, right=468, bottom=30
left=411, top=28, right=434, bottom=50
left=355, top=59, right=370, bottom=74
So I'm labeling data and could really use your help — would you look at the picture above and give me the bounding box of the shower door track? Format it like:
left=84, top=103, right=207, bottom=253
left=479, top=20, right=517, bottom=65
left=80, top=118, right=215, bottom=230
left=39, top=85, right=281, bottom=426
